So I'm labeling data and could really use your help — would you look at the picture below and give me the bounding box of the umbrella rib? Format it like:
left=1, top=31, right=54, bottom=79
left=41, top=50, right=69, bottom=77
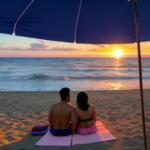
left=74, top=0, right=82, bottom=42
left=13, top=0, right=34, bottom=34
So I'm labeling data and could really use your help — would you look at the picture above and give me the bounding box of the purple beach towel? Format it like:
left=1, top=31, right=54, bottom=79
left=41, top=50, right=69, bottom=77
left=35, top=121, right=116, bottom=146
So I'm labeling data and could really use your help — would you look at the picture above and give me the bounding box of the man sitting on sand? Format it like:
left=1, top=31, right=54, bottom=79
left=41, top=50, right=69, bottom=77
left=48, top=87, right=76, bottom=136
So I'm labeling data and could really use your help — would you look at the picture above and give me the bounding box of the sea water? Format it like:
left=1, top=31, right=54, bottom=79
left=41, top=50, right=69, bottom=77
left=0, top=57, right=150, bottom=91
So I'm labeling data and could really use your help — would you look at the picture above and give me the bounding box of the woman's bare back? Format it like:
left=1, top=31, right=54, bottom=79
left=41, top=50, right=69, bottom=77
left=75, top=104, right=96, bottom=128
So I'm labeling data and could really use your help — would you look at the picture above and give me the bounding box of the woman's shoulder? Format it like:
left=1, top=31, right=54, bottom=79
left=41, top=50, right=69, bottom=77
left=89, top=104, right=95, bottom=109
left=89, top=103, right=94, bottom=107
left=75, top=106, right=83, bottom=113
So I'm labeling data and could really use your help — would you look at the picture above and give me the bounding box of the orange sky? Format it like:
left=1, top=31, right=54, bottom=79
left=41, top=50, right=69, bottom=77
left=0, top=34, right=150, bottom=57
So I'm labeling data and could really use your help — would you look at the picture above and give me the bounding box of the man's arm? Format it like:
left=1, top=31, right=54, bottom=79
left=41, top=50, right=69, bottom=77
left=70, top=107, right=76, bottom=135
left=48, top=106, right=53, bottom=127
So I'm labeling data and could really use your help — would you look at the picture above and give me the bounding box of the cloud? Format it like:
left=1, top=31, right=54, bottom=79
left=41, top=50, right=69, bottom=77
left=49, top=47, right=81, bottom=51
left=0, top=41, right=49, bottom=51
left=0, top=42, right=6, bottom=46
left=93, top=44, right=109, bottom=47
left=0, top=46, right=81, bottom=52
left=0, top=46, right=24, bottom=50
left=88, top=48, right=100, bottom=52
left=49, top=41, right=60, bottom=44
left=30, top=41, right=48, bottom=49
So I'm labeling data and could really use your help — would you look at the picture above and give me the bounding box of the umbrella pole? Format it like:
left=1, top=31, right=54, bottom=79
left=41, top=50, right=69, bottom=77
left=133, top=1, right=147, bottom=150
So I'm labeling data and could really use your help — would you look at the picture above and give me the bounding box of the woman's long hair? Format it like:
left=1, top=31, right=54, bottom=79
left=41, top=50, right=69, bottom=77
left=77, top=91, right=89, bottom=111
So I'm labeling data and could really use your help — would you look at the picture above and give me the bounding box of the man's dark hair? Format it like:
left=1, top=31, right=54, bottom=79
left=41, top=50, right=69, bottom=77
left=77, top=91, right=89, bottom=111
left=59, top=87, right=70, bottom=101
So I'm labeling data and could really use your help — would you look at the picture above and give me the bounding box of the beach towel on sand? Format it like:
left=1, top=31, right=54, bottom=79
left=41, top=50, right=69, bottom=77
left=35, top=121, right=116, bottom=146
left=31, top=125, right=49, bottom=135
left=72, top=121, right=117, bottom=145
left=35, top=129, right=72, bottom=146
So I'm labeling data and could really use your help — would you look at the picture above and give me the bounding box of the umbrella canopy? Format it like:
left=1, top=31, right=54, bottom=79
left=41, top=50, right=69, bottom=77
left=0, top=0, right=150, bottom=44
left=0, top=0, right=150, bottom=150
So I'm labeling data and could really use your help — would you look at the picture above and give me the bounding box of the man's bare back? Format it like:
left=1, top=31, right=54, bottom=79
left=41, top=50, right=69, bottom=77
left=48, top=88, right=76, bottom=135
left=49, top=102, right=75, bottom=129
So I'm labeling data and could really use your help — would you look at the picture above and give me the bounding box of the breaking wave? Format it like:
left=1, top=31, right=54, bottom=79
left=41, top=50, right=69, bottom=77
left=0, top=72, right=149, bottom=81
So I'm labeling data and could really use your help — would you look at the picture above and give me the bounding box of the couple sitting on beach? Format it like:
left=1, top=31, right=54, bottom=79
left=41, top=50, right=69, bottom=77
left=48, top=87, right=97, bottom=136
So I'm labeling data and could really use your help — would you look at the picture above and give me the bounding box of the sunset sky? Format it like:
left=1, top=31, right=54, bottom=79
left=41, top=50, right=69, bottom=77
left=0, top=33, right=150, bottom=57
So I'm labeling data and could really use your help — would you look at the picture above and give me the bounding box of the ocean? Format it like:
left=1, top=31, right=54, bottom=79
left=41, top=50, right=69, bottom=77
left=0, top=57, right=150, bottom=91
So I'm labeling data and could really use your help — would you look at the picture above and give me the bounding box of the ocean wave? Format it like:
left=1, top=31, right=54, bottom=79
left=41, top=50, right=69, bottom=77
left=0, top=73, right=69, bottom=81
left=0, top=72, right=149, bottom=81
left=0, top=70, right=14, bottom=74
left=89, top=65, right=150, bottom=69
left=69, top=75, right=150, bottom=80
left=50, top=68, right=150, bottom=73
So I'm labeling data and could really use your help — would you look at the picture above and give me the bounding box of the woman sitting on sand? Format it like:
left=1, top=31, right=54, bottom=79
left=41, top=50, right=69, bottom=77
left=75, top=91, right=97, bottom=135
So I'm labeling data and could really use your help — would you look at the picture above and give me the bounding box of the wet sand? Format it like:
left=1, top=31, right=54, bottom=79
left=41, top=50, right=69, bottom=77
left=0, top=90, right=150, bottom=150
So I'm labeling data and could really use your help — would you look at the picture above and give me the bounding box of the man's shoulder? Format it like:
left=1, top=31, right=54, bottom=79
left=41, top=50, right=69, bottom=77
left=67, top=103, right=74, bottom=109
left=74, top=106, right=78, bottom=110
left=51, top=103, right=59, bottom=109
left=75, top=106, right=80, bottom=112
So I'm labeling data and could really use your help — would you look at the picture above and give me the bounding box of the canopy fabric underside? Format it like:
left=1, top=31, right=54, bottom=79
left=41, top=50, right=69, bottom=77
left=0, top=0, right=150, bottom=44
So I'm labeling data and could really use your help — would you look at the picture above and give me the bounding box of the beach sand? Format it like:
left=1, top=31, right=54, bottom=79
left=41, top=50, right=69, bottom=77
left=0, top=90, right=150, bottom=150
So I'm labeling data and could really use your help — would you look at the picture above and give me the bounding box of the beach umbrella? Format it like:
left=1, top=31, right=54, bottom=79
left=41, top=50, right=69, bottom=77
left=0, top=0, right=150, bottom=149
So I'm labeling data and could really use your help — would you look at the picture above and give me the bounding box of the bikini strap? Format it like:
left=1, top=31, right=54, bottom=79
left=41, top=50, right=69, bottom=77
left=78, top=117, right=93, bottom=122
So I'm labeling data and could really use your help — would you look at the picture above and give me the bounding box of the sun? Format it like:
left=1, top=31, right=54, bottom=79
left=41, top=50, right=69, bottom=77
left=113, top=49, right=122, bottom=59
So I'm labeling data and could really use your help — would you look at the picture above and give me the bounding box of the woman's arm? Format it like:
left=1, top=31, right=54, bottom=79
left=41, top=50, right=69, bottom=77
left=74, top=108, right=78, bottom=127
left=93, top=105, right=97, bottom=123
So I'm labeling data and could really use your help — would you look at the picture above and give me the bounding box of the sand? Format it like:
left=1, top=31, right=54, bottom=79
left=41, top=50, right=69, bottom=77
left=0, top=90, right=150, bottom=150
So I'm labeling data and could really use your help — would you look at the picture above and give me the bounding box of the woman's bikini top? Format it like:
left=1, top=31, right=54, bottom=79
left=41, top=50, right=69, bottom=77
left=78, top=117, right=93, bottom=128
left=78, top=117, right=93, bottom=122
